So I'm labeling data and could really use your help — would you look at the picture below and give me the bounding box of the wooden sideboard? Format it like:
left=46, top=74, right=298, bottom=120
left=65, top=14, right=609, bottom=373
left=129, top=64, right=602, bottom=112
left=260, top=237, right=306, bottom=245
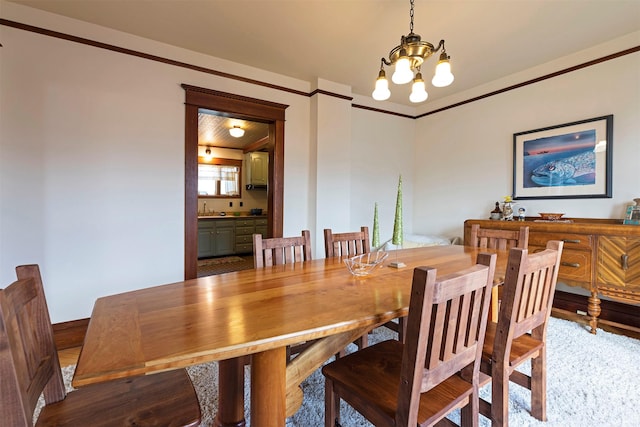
left=464, top=218, right=640, bottom=334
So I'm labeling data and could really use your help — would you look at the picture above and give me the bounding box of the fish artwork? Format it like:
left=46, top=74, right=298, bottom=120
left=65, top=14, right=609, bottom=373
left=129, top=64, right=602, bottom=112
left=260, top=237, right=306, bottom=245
left=530, top=150, right=596, bottom=186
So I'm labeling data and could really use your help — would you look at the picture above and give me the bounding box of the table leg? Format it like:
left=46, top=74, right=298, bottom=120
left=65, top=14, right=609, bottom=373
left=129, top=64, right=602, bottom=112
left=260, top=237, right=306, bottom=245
left=252, top=347, right=286, bottom=427
left=489, top=285, right=500, bottom=323
left=588, top=291, right=601, bottom=334
left=216, top=357, right=247, bottom=427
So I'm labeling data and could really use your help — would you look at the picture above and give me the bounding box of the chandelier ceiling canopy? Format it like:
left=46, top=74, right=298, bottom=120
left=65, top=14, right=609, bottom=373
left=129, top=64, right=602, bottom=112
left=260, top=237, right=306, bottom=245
left=372, top=0, right=455, bottom=103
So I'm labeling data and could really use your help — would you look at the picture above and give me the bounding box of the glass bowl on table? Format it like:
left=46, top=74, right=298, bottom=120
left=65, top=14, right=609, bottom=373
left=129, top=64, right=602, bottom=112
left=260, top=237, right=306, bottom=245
left=344, top=251, right=389, bottom=277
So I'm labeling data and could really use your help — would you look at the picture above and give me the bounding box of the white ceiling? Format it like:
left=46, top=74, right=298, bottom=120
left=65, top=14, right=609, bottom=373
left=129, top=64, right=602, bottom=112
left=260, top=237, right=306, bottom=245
left=7, top=0, right=640, bottom=107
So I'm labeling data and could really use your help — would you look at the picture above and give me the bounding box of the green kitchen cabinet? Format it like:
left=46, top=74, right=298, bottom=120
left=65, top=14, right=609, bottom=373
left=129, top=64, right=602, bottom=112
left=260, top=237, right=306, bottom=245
left=197, top=220, right=216, bottom=258
left=213, top=220, right=235, bottom=256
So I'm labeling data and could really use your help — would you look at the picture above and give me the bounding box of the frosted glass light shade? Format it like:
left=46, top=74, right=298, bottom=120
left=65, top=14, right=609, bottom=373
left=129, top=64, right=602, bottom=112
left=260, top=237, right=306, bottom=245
left=372, top=75, right=391, bottom=101
left=409, top=76, right=428, bottom=103
left=432, top=60, right=454, bottom=87
left=392, top=56, right=413, bottom=84
left=229, top=126, right=245, bottom=138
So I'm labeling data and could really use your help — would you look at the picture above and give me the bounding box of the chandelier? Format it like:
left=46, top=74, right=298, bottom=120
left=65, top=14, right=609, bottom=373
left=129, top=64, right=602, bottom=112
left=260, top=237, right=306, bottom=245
left=372, top=0, right=454, bottom=103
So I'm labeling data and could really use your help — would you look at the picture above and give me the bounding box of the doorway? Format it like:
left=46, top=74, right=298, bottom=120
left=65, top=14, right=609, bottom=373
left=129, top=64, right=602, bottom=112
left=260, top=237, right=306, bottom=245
left=183, top=84, right=288, bottom=279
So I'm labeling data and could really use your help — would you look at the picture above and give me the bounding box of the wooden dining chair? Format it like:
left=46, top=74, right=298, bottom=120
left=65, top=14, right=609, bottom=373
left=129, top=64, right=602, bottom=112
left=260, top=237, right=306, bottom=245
left=253, top=229, right=312, bottom=268
left=323, top=226, right=371, bottom=258
left=0, top=264, right=201, bottom=427
left=479, top=240, right=563, bottom=426
left=253, top=230, right=315, bottom=359
left=468, top=224, right=529, bottom=321
left=325, top=226, right=409, bottom=344
left=323, top=226, right=377, bottom=353
left=322, top=253, right=497, bottom=427
left=468, top=224, right=529, bottom=251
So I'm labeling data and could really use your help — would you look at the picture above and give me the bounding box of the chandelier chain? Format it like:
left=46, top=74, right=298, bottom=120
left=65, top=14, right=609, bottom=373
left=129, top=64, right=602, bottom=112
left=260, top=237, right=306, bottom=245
left=409, top=0, right=414, bottom=34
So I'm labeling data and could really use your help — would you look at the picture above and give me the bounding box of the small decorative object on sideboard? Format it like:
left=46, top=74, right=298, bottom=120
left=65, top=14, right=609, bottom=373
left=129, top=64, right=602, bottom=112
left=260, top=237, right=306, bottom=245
left=623, top=198, right=640, bottom=225
left=490, top=202, right=502, bottom=220
left=539, top=212, right=565, bottom=221
left=518, top=207, right=526, bottom=221
left=502, top=195, right=514, bottom=220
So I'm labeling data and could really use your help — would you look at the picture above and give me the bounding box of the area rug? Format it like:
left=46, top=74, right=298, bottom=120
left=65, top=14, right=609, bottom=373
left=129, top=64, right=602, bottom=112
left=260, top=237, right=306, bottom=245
left=197, top=256, right=255, bottom=277
left=198, top=256, right=245, bottom=266
left=40, top=317, right=640, bottom=426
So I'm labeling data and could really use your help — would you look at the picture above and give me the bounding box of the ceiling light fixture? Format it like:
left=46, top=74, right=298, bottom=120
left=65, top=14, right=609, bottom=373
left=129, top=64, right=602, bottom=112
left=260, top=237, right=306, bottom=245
left=229, top=126, right=245, bottom=138
left=372, top=0, right=454, bottom=103
left=204, top=147, right=213, bottom=161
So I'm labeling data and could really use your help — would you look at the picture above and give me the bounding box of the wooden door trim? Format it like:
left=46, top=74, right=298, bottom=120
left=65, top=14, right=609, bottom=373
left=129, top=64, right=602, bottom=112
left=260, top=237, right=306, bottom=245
left=183, top=84, right=287, bottom=279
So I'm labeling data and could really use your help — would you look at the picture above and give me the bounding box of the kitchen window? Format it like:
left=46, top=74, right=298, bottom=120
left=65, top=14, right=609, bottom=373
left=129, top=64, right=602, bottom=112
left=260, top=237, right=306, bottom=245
left=198, top=158, right=242, bottom=198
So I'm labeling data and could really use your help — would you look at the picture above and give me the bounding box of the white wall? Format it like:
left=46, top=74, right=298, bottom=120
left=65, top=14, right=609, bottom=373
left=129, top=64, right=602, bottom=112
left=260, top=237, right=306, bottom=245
left=0, top=3, right=316, bottom=321
left=412, top=39, right=640, bottom=240
left=1, top=3, right=638, bottom=323
left=351, top=109, right=415, bottom=245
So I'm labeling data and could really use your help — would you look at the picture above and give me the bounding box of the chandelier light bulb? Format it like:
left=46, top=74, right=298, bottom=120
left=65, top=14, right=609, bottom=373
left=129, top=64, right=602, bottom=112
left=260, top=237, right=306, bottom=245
left=372, top=69, right=391, bottom=101
left=392, top=55, right=413, bottom=85
left=432, top=54, right=454, bottom=87
left=229, top=126, right=245, bottom=138
left=409, top=73, right=428, bottom=103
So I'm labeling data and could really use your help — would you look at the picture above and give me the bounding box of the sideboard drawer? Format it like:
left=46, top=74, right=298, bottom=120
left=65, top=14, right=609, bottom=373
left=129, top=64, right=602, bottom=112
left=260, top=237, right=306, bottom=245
left=559, top=250, right=592, bottom=282
left=530, top=246, right=592, bottom=283
left=529, top=232, right=593, bottom=251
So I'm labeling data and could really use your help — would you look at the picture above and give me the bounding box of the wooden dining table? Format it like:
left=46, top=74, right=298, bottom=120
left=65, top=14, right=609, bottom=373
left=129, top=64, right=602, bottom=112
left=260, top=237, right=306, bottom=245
left=72, top=245, right=508, bottom=427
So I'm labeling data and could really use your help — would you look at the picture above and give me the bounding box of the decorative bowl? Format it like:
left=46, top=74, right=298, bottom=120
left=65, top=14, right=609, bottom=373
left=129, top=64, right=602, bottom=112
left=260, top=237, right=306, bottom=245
left=538, top=212, right=565, bottom=221
left=344, top=251, right=389, bottom=277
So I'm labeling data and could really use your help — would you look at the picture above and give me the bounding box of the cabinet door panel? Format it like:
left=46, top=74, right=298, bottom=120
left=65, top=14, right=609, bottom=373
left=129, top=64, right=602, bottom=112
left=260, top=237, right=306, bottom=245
left=598, top=236, right=640, bottom=289
left=214, top=227, right=236, bottom=256
left=198, top=229, right=214, bottom=258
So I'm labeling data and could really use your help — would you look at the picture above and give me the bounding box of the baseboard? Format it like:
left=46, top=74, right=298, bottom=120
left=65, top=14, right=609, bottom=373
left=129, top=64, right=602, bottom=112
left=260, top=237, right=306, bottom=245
left=553, top=290, right=640, bottom=329
left=52, top=318, right=89, bottom=350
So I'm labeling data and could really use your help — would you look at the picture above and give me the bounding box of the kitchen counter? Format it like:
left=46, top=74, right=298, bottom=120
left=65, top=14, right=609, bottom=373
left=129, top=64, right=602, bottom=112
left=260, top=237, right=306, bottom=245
left=198, top=213, right=267, bottom=219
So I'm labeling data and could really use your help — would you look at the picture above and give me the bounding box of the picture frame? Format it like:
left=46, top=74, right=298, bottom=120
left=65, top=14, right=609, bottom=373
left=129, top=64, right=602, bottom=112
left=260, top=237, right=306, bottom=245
left=623, top=205, right=640, bottom=225
left=512, top=115, right=613, bottom=200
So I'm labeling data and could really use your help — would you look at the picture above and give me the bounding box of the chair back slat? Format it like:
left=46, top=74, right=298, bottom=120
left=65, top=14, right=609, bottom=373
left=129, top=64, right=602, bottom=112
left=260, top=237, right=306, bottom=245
left=253, top=230, right=312, bottom=268
left=1, top=265, right=66, bottom=427
left=469, top=224, right=529, bottom=251
left=324, top=227, right=370, bottom=258
left=496, top=241, right=563, bottom=360
left=396, top=253, right=496, bottom=425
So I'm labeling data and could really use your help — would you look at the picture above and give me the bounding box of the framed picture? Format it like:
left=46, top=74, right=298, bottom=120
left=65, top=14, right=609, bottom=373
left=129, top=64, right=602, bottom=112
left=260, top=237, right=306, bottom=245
left=624, top=205, right=640, bottom=225
left=512, top=115, right=613, bottom=200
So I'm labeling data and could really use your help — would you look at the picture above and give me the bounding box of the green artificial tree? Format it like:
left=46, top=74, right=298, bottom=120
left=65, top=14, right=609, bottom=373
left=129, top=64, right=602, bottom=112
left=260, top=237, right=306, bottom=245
left=372, top=202, right=380, bottom=248
left=390, top=175, right=405, bottom=267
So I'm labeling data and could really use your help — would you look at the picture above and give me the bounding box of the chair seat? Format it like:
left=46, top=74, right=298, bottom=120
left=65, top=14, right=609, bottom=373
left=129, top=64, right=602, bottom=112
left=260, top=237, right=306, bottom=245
left=322, top=340, right=474, bottom=426
left=482, top=322, right=544, bottom=368
left=36, top=370, right=201, bottom=427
